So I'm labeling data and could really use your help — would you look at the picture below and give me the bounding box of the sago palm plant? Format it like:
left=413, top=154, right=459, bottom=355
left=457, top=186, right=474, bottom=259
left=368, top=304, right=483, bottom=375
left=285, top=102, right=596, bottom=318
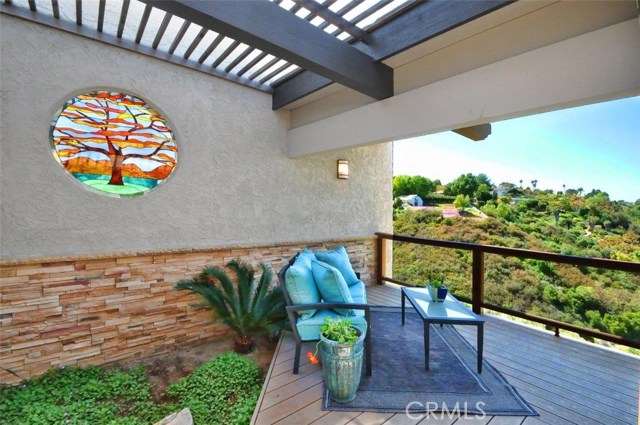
left=175, top=259, right=287, bottom=353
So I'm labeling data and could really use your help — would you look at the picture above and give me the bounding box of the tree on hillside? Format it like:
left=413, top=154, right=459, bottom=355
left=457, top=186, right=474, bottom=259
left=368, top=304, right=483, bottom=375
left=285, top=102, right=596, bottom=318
left=547, top=194, right=571, bottom=224
left=475, top=184, right=493, bottom=205
left=476, top=173, right=492, bottom=187
left=393, top=175, right=435, bottom=199
left=585, top=192, right=616, bottom=229
left=444, top=173, right=479, bottom=198
left=52, top=91, right=177, bottom=186
left=531, top=179, right=538, bottom=190
left=453, top=194, right=471, bottom=211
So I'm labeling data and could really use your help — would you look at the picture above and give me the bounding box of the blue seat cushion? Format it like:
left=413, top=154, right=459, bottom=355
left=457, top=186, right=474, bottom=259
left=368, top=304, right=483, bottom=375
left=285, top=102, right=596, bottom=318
left=348, top=280, right=367, bottom=304
left=284, top=250, right=319, bottom=320
left=311, top=260, right=354, bottom=316
left=296, top=309, right=367, bottom=341
left=315, top=245, right=359, bottom=286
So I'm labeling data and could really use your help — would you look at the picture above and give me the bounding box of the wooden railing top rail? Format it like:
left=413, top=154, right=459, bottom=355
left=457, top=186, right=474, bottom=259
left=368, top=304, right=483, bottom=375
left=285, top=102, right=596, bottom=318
left=376, top=232, right=640, bottom=349
left=376, top=232, right=640, bottom=273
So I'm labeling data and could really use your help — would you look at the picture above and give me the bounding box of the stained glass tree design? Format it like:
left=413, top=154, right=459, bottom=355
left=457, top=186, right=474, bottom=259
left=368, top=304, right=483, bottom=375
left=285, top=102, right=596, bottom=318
left=51, top=91, right=178, bottom=196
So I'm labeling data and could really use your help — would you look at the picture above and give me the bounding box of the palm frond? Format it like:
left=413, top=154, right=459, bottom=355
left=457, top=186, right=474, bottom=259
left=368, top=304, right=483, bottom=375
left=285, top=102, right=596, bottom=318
left=174, top=259, right=287, bottom=343
left=251, top=263, right=273, bottom=312
left=227, top=259, right=254, bottom=316
left=201, top=266, right=240, bottom=319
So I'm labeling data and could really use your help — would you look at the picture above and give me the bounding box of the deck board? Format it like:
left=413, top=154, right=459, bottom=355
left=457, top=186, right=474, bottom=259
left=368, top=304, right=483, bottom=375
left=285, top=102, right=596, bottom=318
left=252, top=284, right=640, bottom=425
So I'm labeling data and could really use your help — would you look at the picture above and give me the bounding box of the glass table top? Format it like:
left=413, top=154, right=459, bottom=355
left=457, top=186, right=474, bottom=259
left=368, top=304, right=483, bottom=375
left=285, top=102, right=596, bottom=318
left=403, top=287, right=483, bottom=322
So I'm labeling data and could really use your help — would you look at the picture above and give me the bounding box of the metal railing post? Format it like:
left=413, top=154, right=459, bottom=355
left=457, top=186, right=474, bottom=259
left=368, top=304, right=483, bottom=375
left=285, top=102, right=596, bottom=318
left=472, top=249, right=485, bottom=314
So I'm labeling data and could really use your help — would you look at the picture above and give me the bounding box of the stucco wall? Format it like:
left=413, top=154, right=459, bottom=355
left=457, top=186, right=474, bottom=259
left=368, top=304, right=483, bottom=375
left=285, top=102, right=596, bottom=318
left=0, top=16, right=392, bottom=260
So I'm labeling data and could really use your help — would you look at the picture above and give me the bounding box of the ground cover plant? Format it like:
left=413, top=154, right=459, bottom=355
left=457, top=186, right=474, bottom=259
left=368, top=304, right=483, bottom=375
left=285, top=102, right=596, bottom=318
left=0, top=353, right=261, bottom=425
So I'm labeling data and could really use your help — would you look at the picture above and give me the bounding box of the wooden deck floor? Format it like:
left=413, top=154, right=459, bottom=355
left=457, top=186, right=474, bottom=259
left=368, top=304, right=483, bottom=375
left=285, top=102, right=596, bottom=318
left=251, top=284, right=640, bottom=425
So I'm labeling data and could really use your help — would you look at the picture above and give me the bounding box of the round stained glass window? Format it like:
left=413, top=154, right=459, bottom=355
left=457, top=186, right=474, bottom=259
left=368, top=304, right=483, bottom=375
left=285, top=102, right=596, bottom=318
left=51, top=91, right=178, bottom=197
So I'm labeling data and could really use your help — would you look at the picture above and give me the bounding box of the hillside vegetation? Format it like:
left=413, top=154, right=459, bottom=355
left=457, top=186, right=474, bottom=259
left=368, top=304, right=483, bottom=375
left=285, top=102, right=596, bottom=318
left=392, top=174, right=640, bottom=345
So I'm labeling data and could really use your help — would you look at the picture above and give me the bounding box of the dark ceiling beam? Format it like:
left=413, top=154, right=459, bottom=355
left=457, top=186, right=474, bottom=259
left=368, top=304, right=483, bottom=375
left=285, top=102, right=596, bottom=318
left=273, top=0, right=514, bottom=109
left=453, top=124, right=492, bottom=141
left=141, top=0, right=393, bottom=102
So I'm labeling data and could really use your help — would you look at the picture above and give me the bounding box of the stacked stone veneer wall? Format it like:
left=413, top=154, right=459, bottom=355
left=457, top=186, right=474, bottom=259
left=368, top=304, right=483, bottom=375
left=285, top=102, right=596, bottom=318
left=0, top=238, right=376, bottom=385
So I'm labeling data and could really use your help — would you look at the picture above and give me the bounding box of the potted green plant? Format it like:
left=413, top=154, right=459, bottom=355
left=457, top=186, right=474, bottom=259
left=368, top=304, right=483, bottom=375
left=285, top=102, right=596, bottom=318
left=427, top=276, right=448, bottom=302
left=175, top=259, right=287, bottom=353
left=317, top=317, right=365, bottom=404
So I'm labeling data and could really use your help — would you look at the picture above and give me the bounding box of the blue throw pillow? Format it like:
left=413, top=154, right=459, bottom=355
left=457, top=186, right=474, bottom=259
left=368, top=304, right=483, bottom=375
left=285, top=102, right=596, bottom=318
left=315, top=245, right=359, bottom=286
left=285, top=250, right=319, bottom=320
left=311, top=260, right=354, bottom=316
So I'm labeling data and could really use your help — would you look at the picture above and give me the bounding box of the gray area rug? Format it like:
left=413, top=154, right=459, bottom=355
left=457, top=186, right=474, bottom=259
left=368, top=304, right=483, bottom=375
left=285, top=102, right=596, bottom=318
left=323, top=307, right=538, bottom=416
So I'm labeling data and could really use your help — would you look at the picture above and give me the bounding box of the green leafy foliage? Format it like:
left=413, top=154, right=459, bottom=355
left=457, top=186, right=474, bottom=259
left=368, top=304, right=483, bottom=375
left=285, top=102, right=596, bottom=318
left=444, top=173, right=480, bottom=197
left=393, top=175, right=436, bottom=199
left=453, top=194, right=471, bottom=210
left=393, top=176, right=640, bottom=343
left=175, top=259, right=287, bottom=350
left=167, top=353, right=261, bottom=425
left=320, top=317, right=360, bottom=345
left=0, top=366, right=175, bottom=425
left=0, top=354, right=262, bottom=425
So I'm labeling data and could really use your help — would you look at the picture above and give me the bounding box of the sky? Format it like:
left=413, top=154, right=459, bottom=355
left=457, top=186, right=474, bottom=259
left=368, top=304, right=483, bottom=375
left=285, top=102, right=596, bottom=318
left=393, top=96, right=640, bottom=202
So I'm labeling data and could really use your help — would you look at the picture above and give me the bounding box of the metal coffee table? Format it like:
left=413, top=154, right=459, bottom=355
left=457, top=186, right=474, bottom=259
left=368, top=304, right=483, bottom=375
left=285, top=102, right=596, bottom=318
left=401, top=287, right=484, bottom=373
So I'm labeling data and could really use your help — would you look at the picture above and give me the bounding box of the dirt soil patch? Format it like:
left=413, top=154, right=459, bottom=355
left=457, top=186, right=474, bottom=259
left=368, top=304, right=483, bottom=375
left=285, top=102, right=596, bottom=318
left=116, top=335, right=278, bottom=401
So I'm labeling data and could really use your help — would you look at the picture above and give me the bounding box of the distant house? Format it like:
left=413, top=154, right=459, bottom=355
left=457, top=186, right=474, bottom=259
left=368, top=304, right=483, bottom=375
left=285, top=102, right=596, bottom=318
left=399, top=194, right=424, bottom=207
left=494, top=184, right=511, bottom=197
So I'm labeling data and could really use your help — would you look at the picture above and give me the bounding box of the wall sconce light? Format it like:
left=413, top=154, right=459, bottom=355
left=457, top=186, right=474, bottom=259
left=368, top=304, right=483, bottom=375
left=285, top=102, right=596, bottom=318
left=337, top=159, right=349, bottom=179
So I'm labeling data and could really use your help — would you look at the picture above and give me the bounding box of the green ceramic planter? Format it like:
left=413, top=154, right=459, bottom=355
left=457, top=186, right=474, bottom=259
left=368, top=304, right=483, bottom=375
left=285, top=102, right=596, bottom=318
left=319, top=327, right=365, bottom=403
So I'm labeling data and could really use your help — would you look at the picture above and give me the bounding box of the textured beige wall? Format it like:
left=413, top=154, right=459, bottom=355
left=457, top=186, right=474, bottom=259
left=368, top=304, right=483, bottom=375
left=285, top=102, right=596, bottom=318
left=0, top=16, right=393, bottom=260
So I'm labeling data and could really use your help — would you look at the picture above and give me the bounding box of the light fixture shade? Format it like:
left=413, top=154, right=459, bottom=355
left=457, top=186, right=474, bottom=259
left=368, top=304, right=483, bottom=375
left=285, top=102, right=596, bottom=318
left=337, top=159, right=349, bottom=179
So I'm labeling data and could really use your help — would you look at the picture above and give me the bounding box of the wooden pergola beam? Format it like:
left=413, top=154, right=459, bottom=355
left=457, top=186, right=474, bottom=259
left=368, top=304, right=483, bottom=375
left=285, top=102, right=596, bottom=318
left=273, top=0, right=514, bottom=109
left=141, top=0, right=393, bottom=101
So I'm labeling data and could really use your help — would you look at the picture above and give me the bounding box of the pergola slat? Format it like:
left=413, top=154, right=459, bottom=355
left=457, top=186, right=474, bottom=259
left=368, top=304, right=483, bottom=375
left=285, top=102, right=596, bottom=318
left=51, top=0, right=59, bottom=19
left=232, top=0, right=319, bottom=80
left=292, top=0, right=369, bottom=43
left=135, top=4, right=153, bottom=44
left=211, top=39, right=241, bottom=69
left=97, top=0, right=105, bottom=32
left=248, top=56, right=280, bottom=81
left=341, top=0, right=393, bottom=33
left=152, top=12, right=172, bottom=49
left=142, top=0, right=393, bottom=101
left=75, top=0, right=81, bottom=26
left=117, top=0, right=130, bottom=39
left=183, top=27, right=208, bottom=60
left=224, top=46, right=253, bottom=73
left=197, top=33, right=224, bottom=64
left=259, top=61, right=291, bottom=85
left=27, top=0, right=35, bottom=12
left=236, top=51, right=268, bottom=77
left=0, top=3, right=272, bottom=93
left=168, top=20, right=190, bottom=54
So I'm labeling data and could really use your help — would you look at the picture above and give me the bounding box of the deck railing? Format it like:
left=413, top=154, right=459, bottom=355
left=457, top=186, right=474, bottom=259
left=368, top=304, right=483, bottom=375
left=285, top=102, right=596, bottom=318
left=375, top=232, right=640, bottom=349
